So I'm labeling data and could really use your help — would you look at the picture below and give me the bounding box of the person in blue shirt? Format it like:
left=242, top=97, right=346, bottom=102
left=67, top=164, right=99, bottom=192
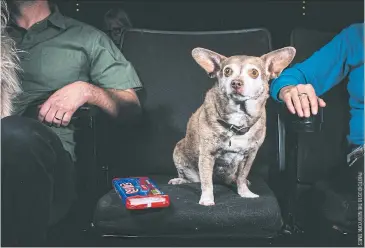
left=270, top=23, right=364, bottom=232
left=271, top=23, right=364, bottom=148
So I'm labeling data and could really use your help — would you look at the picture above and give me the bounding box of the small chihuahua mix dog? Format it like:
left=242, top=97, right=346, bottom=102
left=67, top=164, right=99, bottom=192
left=169, top=46, right=296, bottom=206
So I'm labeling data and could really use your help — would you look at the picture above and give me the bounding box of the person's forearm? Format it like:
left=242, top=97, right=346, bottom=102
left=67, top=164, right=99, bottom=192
left=270, top=25, right=356, bottom=103
left=84, top=82, right=141, bottom=120
left=270, top=68, right=305, bottom=102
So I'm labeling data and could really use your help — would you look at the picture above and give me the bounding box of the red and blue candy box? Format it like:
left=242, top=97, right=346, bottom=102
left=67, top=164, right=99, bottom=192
left=112, top=177, right=170, bottom=210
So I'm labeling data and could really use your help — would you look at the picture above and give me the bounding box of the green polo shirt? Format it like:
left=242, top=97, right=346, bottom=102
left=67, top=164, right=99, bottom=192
left=8, top=8, right=142, bottom=161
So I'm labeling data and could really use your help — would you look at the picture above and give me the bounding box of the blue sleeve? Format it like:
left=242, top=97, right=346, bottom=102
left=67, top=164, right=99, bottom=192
left=270, top=24, right=359, bottom=102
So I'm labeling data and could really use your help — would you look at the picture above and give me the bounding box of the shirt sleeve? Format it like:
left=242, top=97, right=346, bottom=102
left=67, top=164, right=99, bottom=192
left=270, top=24, right=357, bottom=102
left=89, top=32, right=142, bottom=91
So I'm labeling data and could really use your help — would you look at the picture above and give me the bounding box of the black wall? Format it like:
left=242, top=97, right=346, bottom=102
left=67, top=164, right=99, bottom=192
left=58, top=0, right=364, bottom=49
left=55, top=0, right=363, bottom=180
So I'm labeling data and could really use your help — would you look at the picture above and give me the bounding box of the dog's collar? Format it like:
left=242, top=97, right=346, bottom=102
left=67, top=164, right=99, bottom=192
left=217, top=119, right=250, bottom=134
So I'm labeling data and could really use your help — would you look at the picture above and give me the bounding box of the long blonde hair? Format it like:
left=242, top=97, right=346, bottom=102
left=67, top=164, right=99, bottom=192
left=1, top=0, right=21, bottom=118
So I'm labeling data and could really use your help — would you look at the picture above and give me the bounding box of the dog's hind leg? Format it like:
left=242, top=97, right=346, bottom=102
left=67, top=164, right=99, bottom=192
left=169, top=142, right=200, bottom=185
left=168, top=161, right=200, bottom=185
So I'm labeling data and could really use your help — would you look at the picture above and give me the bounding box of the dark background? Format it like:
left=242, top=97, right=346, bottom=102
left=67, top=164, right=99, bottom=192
left=57, top=0, right=364, bottom=49
left=54, top=0, right=363, bottom=180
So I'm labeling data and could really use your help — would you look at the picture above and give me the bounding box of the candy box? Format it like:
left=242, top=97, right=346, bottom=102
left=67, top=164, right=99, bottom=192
left=112, top=177, right=170, bottom=210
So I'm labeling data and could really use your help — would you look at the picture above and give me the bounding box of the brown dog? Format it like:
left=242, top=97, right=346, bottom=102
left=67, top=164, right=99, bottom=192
left=169, top=46, right=296, bottom=206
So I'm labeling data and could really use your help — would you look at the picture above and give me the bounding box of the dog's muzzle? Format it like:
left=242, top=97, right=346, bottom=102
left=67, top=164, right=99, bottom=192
left=237, top=87, right=266, bottom=101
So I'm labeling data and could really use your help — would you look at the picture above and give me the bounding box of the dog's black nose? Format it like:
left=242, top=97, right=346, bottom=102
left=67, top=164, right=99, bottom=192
left=231, top=80, right=243, bottom=89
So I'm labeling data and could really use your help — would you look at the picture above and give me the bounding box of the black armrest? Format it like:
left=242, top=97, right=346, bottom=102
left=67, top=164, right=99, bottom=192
left=277, top=104, right=324, bottom=234
left=72, top=105, right=99, bottom=120
left=22, top=104, right=98, bottom=125
left=281, top=105, right=324, bottom=133
left=71, top=105, right=100, bottom=131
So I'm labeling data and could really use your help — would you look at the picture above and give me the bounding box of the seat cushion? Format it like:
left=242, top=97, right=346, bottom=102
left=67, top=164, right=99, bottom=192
left=93, top=175, right=283, bottom=239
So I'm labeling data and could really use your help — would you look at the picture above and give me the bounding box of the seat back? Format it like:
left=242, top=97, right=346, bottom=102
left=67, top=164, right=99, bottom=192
left=113, top=28, right=279, bottom=180
left=289, top=28, right=350, bottom=184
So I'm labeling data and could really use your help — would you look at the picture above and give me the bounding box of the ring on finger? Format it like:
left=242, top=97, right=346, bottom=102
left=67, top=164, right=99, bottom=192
left=54, top=112, right=65, bottom=122
left=53, top=116, right=63, bottom=127
left=298, top=92, right=308, bottom=98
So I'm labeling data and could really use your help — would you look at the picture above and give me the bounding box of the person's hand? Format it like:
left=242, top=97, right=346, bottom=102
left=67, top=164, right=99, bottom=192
left=38, top=81, right=91, bottom=127
left=279, top=84, right=326, bottom=118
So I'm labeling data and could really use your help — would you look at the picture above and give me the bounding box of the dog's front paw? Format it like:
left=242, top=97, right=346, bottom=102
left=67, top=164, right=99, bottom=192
left=199, top=194, right=215, bottom=206
left=168, top=178, right=189, bottom=185
left=199, top=199, right=215, bottom=206
left=238, top=190, right=259, bottom=198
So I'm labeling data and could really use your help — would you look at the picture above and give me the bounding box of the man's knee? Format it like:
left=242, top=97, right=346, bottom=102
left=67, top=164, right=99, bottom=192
left=1, top=116, right=62, bottom=172
left=2, top=115, right=57, bottom=145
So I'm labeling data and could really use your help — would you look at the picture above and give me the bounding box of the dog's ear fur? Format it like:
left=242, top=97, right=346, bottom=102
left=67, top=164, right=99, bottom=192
left=192, top=48, right=227, bottom=78
left=261, top=47, right=296, bottom=79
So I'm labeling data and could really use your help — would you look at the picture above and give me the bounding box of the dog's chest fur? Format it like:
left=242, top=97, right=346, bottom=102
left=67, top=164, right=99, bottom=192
left=212, top=111, right=265, bottom=181
left=214, top=140, right=249, bottom=181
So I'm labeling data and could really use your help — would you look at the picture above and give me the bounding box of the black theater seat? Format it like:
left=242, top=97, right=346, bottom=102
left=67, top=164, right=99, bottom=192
left=92, top=28, right=286, bottom=242
left=94, top=175, right=282, bottom=239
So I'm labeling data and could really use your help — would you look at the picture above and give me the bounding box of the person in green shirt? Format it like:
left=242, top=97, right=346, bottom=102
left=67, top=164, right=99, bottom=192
left=1, top=0, right=142, bottom=245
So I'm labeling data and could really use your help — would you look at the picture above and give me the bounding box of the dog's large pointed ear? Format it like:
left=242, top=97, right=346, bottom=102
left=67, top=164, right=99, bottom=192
left=261, top=47, right=296, bottom=79
left=192, top=47, right=227, bottom=78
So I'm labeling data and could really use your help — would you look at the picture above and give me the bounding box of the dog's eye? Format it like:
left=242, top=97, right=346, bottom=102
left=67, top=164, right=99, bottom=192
left=249, top=69, right=259, bottom=79
left=224, top=67, right=233, bottom=77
